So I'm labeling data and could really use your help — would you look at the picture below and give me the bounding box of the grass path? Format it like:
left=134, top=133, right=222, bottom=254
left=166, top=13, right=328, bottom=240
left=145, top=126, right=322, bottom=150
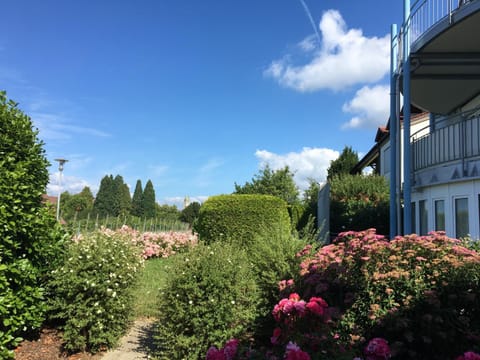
left=133, top=257, right=173, bottom=318
left=101, top=257, right=173, bottom=359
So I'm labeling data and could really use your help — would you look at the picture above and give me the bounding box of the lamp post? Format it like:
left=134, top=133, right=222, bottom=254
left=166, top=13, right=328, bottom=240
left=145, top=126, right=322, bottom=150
left=54, top=158, right=68, bottom=221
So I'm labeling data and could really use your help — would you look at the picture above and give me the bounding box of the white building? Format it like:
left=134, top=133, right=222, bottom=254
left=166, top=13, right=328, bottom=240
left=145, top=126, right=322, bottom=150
left=357, top=0, right=480, bottom=239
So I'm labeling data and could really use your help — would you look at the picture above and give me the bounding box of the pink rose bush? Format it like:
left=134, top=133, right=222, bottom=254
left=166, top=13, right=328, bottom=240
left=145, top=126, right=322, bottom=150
left=456, top=352, right=480, bottom=360
left=363, top=338, right=391, bottom=360
left=96, top=225, right=198, bottom=259
left=284, top=342, right=311, bottom=360
left=206, top=339, right=240, bottom=360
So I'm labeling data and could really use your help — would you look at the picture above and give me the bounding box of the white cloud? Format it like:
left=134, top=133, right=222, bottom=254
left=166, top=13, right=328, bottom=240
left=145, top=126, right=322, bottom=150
left=255, top=147, right=339, bottom=190
left=298, top=34, right=317, bottom=52
left=265, top=9, right=390, bottom=92
left=342, top=85, right=390, bottom=129
left=47, top=172, right=94, bottom=195
left=162, top=196, right=209, bottom=209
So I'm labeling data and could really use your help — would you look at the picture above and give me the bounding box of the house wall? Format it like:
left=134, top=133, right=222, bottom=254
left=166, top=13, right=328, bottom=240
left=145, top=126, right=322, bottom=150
left=411, top=180, right=480, bottom=239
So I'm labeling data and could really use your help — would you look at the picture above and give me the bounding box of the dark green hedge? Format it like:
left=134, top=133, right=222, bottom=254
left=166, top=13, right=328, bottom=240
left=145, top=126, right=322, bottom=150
left=194, top=194, right=291, bottom=245
left=0, top=91, right=66, bottom=358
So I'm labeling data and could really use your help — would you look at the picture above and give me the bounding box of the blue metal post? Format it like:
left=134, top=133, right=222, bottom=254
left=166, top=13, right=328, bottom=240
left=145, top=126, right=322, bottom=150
left=390, top=24, right=398, bottom=239
left=403, top=0, right=412, bottom=235
left=429, top=113, right=436, bottom=132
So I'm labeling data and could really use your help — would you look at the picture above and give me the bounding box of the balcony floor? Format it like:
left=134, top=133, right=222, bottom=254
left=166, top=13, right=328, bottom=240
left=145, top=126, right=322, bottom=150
left=407, top=0, right=480, bottom=114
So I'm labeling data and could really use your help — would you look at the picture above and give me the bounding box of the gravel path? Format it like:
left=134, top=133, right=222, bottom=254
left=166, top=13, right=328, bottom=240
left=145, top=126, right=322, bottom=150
left=101, top=319, right=156, bottom=360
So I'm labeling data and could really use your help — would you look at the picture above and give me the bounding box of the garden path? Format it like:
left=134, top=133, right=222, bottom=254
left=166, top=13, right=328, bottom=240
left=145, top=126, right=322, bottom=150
left=101, top=319, right=155, bottom=360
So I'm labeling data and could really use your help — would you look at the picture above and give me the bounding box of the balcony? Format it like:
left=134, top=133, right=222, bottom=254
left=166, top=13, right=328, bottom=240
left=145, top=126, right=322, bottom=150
left=398, top=0, right=480, bottom=114
left=411, top=108, right=480, bottom=187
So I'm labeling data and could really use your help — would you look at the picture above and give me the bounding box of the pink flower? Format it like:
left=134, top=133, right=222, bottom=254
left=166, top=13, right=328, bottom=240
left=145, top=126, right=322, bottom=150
left=306, top=297, right=328, bottom=316
left=456, top=352, right=480, bottom=360
left=223, top=339, right=239, bottom=360
left=284, top=342, right=311, bottom=360
left=289, top=293, right=301, bottom=302
left=364, top=338, right=391, bottom=360
left=271, top=327, right=282, bottom=345
left=293, top=300, right=306, bottom=316
left=206, top=346, right=226, bottom=360
left=283, top=300, right=295, bottom=315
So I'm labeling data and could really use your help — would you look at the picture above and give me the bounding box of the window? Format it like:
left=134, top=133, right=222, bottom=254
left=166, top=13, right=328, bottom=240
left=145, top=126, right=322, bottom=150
left=434, top=200, right=445, bottom=231
left=382, top=146, right=390, bottom=175
left=419, top=200, right=428, bottom=235
left=455, top=198, right=469, bottom=238
left=411, top=202, right=416, bottom=234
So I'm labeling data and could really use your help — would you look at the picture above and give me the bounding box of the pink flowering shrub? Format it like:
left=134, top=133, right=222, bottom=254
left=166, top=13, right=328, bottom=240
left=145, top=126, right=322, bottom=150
left=363, top=338, right=391, bottom=360
left=210, top=229, right=480, bottom=359
left=294, top=229, right=480, bottom=359
left=456, top=352, right=480, bottom=360
left=96, top=225, right=198, bottom=259
left=206, top=339, right=240, bottom=360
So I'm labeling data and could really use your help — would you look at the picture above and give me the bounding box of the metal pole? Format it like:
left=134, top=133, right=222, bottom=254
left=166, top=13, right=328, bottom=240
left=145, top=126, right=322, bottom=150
left=54, top=158, right=68, bottom=222
left=403, top=0, right=412, bottom=235
left=390, top=24, right=398, bottom=239
left=56, top=171, right=62, bottom=221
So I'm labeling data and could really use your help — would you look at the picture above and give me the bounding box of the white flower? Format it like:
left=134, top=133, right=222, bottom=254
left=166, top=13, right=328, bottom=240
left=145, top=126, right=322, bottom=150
left=231, top=300, right=235, bottom=305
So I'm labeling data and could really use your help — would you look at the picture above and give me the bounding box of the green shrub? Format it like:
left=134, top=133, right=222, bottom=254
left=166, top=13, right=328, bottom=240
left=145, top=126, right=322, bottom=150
left=246, top=230, right=309, bottom=345
left=194, top=194, right=291, bottom=245
left=0, top=91, right=67, bottom=358
left=153, top=242, right=262, bottom=360
left=329, top=174, right=389, bottom=236
left=48, top=230, right=143, bottom=353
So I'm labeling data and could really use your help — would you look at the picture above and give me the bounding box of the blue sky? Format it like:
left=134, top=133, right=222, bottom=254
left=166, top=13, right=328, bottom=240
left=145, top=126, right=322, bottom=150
left=0, top=1, right=404, bottom=208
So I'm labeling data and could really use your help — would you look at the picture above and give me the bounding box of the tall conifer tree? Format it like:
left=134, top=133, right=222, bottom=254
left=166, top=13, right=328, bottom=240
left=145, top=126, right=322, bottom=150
left=131, top=179, right=143, bottom=217
left=93, top=175, right=115, bottom=216
left=113, top=175, right=131, bottom=216
left=142, top=179, right=156, bottom=218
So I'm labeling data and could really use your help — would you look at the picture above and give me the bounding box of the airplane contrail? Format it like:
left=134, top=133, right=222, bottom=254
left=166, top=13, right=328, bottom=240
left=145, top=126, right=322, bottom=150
left=298, top=0, right=321, bottom=47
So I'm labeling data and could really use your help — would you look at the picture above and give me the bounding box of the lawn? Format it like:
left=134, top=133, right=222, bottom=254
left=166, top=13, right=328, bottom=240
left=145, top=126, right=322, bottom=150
left=133, top=256, right=174, bottom=318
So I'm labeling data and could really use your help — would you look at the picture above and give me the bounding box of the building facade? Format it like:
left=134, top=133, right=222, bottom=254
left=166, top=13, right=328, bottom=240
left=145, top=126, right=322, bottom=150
left=392, top=0, right=480, bottom=239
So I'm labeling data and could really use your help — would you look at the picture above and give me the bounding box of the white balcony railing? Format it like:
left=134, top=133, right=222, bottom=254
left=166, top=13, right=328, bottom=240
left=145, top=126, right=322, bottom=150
left=395, top=0, right=472, bottom=72
left=412, top=109, right=480, bottom=171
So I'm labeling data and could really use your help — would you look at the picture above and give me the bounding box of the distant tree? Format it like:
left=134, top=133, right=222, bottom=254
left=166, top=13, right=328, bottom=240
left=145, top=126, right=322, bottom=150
left=142, top=180, right=156, bottom=218
left=180, top=202, right=201, bottom=228
left=234, top=165, right=299, bottom=205
left=131, top=179, right=143, bottom=217
left=78, top=186, right=95, bottom=208
left=93, top=175, right=115, bottom=217
left=60, top=187, right=94, bottom=221
left=297, top=179, right=321, bottom=231
left=327, top=146, right=359, bottom=181
left=330, top=174, right=389, bottom=236
left=113, top=175, right=131, bottom=217
left=155, top=203, right=180, bottom=221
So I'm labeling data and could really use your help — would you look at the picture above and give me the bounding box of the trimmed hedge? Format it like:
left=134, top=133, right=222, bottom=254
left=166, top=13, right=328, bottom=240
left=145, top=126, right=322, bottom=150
left=194, top=194, right=291, bottom=245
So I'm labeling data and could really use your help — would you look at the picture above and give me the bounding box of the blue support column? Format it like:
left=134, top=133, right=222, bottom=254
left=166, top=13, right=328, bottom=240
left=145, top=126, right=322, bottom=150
left=429, top=113, right=436, bottom=132
left=389, top=24, right=398, bottom=239
left=403, top=0, right=412, bottom=235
